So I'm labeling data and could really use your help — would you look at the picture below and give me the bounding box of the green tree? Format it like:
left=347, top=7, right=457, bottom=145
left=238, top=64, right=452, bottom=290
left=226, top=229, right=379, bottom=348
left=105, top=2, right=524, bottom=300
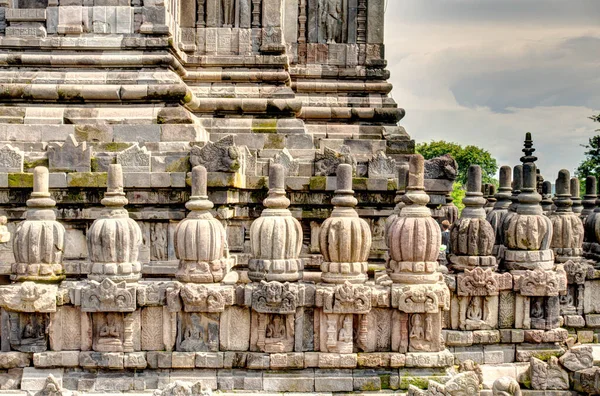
left=576, top=114, right=600, bottom=182
left=416, top=140, right=498, bottom=185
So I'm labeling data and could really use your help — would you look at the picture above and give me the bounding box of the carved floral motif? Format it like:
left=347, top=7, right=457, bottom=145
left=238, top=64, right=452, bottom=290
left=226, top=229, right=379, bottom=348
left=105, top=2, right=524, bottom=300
left=81, top=278, right=137, bottom=312
left=252, top=281, right=297, bottom=314
left=316, top=281, right=371, bottom=314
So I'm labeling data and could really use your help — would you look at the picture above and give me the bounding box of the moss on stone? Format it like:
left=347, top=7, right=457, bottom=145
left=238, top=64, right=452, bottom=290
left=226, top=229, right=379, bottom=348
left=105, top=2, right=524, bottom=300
left=309, top=176, right=326, bottom=190
left=68, top=172, right=107, bottom=188
left=101, top=142, right=132, bottom=152
left=252, top=119, right=278, bottom=134
left=23, top=158, right=49, bottom=171
left=352, top=177, right=368, bottom=190
left=166, top=156, right=191, bottom=172
left=387, top=179, right=397, bottom=191
left=264, top=134, right=284, bottom=149
left=379, top=374, right=391, bottom=389
left=8, top=173, right=33, bottom=188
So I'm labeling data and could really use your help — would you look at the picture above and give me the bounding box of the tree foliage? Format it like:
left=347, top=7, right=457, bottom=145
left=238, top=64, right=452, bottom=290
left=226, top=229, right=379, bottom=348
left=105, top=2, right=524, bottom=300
left=416, top=140, right=498, bottom=185
left=576, top=114, right=600, bottom=182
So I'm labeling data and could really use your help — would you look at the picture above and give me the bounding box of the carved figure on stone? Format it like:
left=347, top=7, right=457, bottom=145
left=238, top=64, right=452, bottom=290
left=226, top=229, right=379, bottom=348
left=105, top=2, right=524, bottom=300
left=0, top=216, right=10, bottom=243
left=317, top=281, right=371, bottom=314
left=9, top=312, right=48, bottom=352
left=94, top=312, right=123, bottom=352
left=87, top=164, right=142, bottom=282
left=249, top=164, right=303, bottom=282
left=178, top=312, right=219, bottom=352
left=314, top=146, right=356, bottom=176
left=190, top=136, right=241, bottom=173
left=466, top=296, right=483, bottom=321
left=179, top=283, right=233, bottom=312
left=12, top=167, right=65, bottom=282
left=153, top=380, right=209, bottom=396
left=222, top=0, right=234, bottom=27
left=253, top=312, right=294, bottom=352
left=176, top=166, right=234, bottom=283
left=319, top=164, right=371, bottom=283
left=36, top=374, right=66, bottom=396
left=319, top=0, right=342, bottom=43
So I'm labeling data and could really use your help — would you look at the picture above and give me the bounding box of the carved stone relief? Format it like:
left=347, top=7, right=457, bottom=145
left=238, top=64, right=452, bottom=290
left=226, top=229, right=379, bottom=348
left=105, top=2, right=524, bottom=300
left=177, top=312, right=219, bottom=352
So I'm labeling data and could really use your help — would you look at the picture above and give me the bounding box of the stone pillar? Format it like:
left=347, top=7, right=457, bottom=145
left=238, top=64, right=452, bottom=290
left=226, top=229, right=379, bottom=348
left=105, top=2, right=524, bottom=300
left=485, top=184, right=496, bottom=214
left=584, top=181, right=600, bottom=261
left=175, top=165, right=235, bottom=282
left=384, top=162, right=409, bottom=242
left=12, top=166, right=65, bottom=282
left=319, top=163, right=371, bottom=284
left=388, top=154, right=449, bottom=354
left=548, top=170, right=584, bottom=263
left=448, top=165, right=496, bottom=272
left=249, top=163, right=303, bottom=282
left=581, top=176, right=597, bottom=221
left=504, top=162, right=566, bottom=331
left=87, top=164, right=143, bottom=283
left=541, top=180, right=554, bottom=215
left=487, top=165, right=512, bottom=261
left=571, top=177, right=583, bottom=215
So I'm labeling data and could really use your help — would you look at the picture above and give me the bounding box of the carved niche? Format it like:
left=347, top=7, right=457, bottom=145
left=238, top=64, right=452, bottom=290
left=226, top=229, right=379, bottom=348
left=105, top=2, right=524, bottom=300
left=176, top=312, right=219, bottom=352
left=5, top=311, right=49, bottom=352
left=250, top=280, right=299, bottom=353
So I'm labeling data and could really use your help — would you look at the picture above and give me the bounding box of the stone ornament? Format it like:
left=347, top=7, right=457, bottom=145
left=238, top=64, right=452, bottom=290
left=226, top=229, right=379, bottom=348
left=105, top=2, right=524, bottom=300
left=385, top=162, right=409, bottom=241
left=80, top=278, right=137, bottom=312
left=548, top=170, right=584, bottom=263
left=392, top=284, right=450, bottom=314
left=518, top=267, right=565, bottom=297
left=492, top=377, right=522, bottom=396
left=190, top=135, right=241, bottom=173
left=175, top=165, right=234, bottom=283
left=248, top=163, right=303, bottom=282
left=179, top=283, right=234, bottom=312
left=316, top=281, right=371, bottom=314
left=541, top=180, right=554, bottom=215
left=137, top=281, right=169, bottom=306
left=448, top=165, right=496, bottom=271
left=571, top=177, right=583, bottom=215
left=368, top=150, right=396, bottom=178
left=0, top=282, right=58, bottom=312
left=387, top=154, right=441, bottom=283
left=486, top=165, right=512, bottom=259
left=314, top=145, right=356, bottom=176
left=12, top=166, right=65, bottom=282
left=0, top=144, right=24, bottom=172
left=252, top=280, right=298, bottom=314
left=87, top=164, right=143, bottom=282
left=503, top=162, right=554, bottom=270
left=319, top=163, right=371, bottom=284
left=457, top=267, right=502, bottom=296
left=116, top=143, right=151, bottom=172
left=581, top=175, right=597, bottom=220
left=270, top=148, right=299, bottom=176
left=47, top=134, right=92, bottom=172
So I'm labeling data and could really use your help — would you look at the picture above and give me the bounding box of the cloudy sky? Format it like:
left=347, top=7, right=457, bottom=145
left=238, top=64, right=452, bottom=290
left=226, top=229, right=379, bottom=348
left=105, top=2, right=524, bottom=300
left=384, top=0, right=600, bottom=183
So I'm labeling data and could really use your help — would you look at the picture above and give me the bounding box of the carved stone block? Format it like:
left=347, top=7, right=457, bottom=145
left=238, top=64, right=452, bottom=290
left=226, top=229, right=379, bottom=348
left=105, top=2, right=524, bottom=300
left=0, top=144, right=24, bottom=172
left=47, top=134, right=92, bottom=172
left=315, top=282, right=371, bottom=314
left=49, top=306, right=91, bottom=351
left=7, top=312, right=48, bottom=353
left=176, top=312, right=219, bottom=352
left=80, top=279, right=137, bottom=312
left=317, top=311, right=354, bottom=354
left=220, top=306, right=250, bottom=351
left=252, top=281, right=298, bottom=314
left=0, top=283, right=58, bottom=313
left=179, top=283, right=234, bottom=313
left=140, top=306, right=176, bottom=352
left=250, top=312, right=294, bottom=353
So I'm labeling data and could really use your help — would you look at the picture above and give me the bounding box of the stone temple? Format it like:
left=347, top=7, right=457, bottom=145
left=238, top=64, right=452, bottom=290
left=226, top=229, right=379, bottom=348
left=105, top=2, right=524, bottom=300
left=0, top=0, right=596, bottom=395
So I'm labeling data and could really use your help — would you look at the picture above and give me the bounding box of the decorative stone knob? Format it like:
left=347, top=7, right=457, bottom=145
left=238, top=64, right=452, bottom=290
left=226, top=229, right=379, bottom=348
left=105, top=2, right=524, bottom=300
left=582, top=176, right=597, bottom=220
left=87, top=164, right=142, bottom=282
left=385, top=162, right=409, bottom=242
left=487, top=165, right=512, bottom=259
left=319, top=164, right=371, bottom=284
left=504, top=163, right=554, bottom=270
left=549, top=169, right=583, bottom=263
left=448, top=165, right=496, bottom=270
left=249, top=164, right=303, bottom=282
left=387, top=154, right=441, bottom=283
left=12, top=166, right=65, bottom=282
left=175, top=165, right=234, bottom=283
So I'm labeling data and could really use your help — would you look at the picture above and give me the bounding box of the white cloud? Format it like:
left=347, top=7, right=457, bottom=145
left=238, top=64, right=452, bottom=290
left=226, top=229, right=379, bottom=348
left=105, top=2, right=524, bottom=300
left=384, top=1, right=600, bottom=182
